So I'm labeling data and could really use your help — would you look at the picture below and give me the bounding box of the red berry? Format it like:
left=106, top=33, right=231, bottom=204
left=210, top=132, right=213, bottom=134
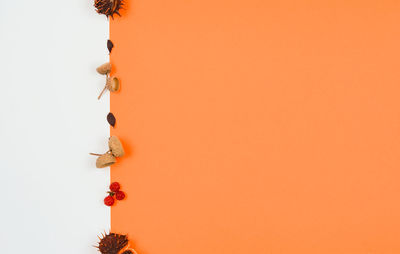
left=109, top=182, right=120, bottom=192
left=115, top=191, right=125, bottom=200
left=104, top=196, right=115, bottom=206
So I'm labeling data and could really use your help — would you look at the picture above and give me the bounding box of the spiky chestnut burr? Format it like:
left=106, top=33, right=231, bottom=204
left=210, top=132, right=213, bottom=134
left=96, top=232, right=129, bottom=254
left=94, top=0, right=124, bottom=19
left=121, top=250, right=134, bottom=254
left=121, top=249, right=138, bottom=254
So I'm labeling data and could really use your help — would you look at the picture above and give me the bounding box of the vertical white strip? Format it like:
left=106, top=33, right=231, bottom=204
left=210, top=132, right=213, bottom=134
left=0, top=1, right=110, bottom=253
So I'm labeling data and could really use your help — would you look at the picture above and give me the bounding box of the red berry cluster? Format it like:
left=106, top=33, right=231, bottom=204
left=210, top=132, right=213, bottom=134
left=104, top=182, right=126, bottom=206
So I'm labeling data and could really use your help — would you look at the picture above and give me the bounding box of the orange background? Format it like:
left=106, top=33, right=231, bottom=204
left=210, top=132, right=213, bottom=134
left=110, top=1, right=400, bottom=253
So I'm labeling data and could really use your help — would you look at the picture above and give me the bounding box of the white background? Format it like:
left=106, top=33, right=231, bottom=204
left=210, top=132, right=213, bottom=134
left=0, top=1, right=111, bottom=253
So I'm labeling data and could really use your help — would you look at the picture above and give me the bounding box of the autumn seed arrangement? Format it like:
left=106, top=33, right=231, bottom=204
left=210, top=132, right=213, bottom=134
left=92, top=1, right=138, bottom=254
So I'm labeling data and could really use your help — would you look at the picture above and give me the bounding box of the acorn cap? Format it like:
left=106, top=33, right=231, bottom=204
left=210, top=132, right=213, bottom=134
left=107, top=76, right=120, bottom=92
left=96, top=62, right=112, bottom=75
left=96, top=153, right=116, bottom=168
left=108, top=136, right=125, bottom=157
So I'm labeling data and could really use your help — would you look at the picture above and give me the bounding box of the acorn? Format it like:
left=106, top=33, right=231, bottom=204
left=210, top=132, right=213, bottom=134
left=96, top=153, right=116, bottom=168
left=91, top=136, right=125, bottom=167
left=109, top=136, right=125, bottom=157
left=98, top=76, right=120, bottom=99
left=97, top=62, right=112, bottom=75
left=107, top=76, right=120, bottom=92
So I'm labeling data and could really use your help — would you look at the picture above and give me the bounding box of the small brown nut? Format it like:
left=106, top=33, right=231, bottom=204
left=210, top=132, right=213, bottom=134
left=107, top=76, right=120, bottom=92
left=96, top=153, right=116, bottom=168
left=96, top=62, right=111, bottom=75
left=108, top=136, right=125, bottom=157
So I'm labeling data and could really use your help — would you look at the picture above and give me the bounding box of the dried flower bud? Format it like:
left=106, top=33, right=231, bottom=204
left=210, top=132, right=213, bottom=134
left=109, top=136, right=125, bottom=157
left=97, top=62, right=112, bottom=75
left=96, top=153, right=116, bottom=168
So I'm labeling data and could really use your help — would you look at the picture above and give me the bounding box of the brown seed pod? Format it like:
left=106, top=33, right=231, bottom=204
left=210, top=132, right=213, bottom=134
left=107, top=76, right=120, bottom=92
left=109, top=136, right=125, bottom=157
left=97, top=62, right=112, bottom=75
left=96, top=232, right=129, bottom=254
left=96, top=153, right=116, bottom=168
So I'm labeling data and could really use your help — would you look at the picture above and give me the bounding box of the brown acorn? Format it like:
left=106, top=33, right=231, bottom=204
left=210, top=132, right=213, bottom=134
left=96, top=232, right=129, bottom=254
left=94, top=0, right=124, bottom=19
left=96, top=153, right=116, bottom=168
left=97, top=62, right=112, bottom=75
left=108, top=136, right=125, bottom=157
left=98, top=76, right=120, bottom=100
left=107, top=76, right=120, bottom=92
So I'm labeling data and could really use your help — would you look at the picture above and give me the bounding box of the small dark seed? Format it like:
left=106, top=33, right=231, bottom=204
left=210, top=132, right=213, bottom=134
left=107, top=39, right=114, bottom=54
left=107, top=112, right=116, bottom=127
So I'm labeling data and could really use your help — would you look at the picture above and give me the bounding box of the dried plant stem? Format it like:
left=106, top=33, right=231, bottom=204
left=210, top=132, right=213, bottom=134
left=90, top=150, right=112, bottom=156
left=89, top=153, right=103, bottom=156
left=98, top=86, right=107, bottom=100
left=98, top=76, right=110, bottom=100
